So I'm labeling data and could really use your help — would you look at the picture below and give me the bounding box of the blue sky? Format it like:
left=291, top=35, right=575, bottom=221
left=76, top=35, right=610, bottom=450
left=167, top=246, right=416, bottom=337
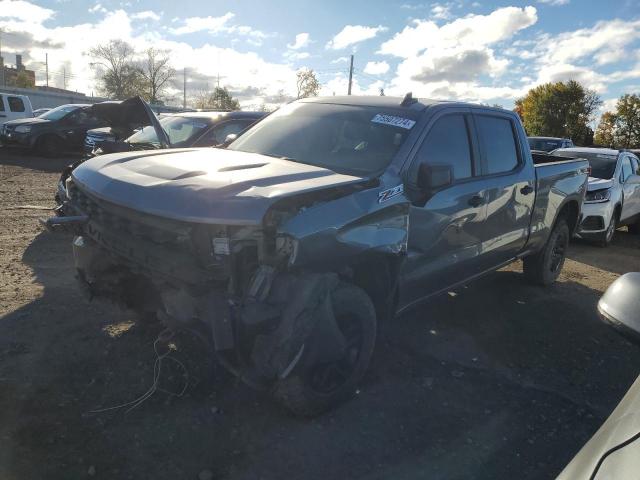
left=1, top=0, right=639, bottom=113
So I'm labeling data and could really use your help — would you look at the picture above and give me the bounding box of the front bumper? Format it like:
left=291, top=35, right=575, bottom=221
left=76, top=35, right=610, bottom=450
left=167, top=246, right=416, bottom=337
left=576, top=201, right=615, bottom=237
left=0, top=130, right=32, bottom=148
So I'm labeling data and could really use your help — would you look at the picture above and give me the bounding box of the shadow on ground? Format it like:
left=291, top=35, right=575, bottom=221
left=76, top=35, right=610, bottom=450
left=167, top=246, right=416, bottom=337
left=1, top=229, right=639, bottom=480
left=568, top=229, right=640, bottom=275
left=0, top=147, right=79, bottom=174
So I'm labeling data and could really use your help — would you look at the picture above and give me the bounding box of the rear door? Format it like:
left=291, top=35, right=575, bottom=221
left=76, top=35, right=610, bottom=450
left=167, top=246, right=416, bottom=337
left=620, top=155, right=640, bottom=222
left=470, top=109, right=536, bottom=269
left=399, top=108, right=488, bottom=307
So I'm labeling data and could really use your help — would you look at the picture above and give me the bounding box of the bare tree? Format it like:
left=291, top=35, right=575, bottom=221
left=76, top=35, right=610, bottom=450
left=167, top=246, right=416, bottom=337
left=89, top=40, right=143, bottom=99
left=296, top=69, right=320, bottom=99
left=139, top=48, right=175, bottom=104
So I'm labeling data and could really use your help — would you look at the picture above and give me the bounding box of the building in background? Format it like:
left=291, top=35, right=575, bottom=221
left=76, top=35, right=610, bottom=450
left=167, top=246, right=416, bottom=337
left=0, top=54, right=36, bottom=88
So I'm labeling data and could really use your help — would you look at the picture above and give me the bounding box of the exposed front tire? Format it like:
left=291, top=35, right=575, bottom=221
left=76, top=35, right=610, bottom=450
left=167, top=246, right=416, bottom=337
left=523, top=219, right=570, bottom=286
left=597, top=213, right=618, bottom=247
left=273, top=282, right=377, bottom=417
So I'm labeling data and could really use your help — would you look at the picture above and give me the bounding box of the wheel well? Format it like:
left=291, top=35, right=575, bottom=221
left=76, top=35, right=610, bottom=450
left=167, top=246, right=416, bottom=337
left=349, top=255, right=402, bottom=321
left=557, top=200, right=580, bottom=235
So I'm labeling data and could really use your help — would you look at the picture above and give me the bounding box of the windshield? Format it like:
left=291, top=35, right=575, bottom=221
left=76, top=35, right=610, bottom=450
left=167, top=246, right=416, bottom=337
left=39, top=105, right=82, bottom=121
left=126, top=116, right=212, bottom=147
left=553, top=151, right=618, bottom=179
left=528, top=138, right=563, bottom=152
left=228, top=102, right=418, bottom=175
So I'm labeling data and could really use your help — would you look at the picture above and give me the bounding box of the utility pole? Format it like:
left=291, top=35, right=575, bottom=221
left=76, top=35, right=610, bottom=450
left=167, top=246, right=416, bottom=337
left=45, top=53, right=49, bottom=87
left=183, top=67, right=186, bottom=108
left=0, top=28, right=4, bottom=87
left=347, top=54, right=354, bottom=95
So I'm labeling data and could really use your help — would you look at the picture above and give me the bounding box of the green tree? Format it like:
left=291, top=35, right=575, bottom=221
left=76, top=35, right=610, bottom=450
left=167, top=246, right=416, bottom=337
left=594, top=94, right=640, bottom=149
left=296, top=69, right=320, bottom=99
left=615, top=94, right=640, bottom=148
left=515, top=80, right=602, bottom=145
left=194, top=86, right=240, bottom=110
left=89, top=40, right=145, bottom=99
left=594, top=111, right=617, bottom=147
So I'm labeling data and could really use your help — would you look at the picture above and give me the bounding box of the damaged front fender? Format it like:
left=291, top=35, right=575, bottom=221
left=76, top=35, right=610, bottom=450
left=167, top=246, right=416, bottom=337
left=277, top=184, right=410, bottom=270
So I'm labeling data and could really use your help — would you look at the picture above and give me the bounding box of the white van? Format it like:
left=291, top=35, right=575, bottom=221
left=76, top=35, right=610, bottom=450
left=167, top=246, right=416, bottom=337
left=0, top=93, right=34, bottom=125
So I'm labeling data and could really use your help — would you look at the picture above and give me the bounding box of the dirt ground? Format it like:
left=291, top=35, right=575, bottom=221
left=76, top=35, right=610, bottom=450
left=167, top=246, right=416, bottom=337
left=1, top=149, right=640, bottom=480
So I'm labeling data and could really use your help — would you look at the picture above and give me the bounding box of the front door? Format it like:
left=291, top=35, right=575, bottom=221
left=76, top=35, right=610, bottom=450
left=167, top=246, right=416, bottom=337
left=399, top=110, right=488, bottom=308
left=620, top=155, right=640, bottom=222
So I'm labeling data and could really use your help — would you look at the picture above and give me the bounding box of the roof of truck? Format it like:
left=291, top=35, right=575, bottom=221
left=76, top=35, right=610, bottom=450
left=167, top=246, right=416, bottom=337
left=300, top=95, right=451, bottom=111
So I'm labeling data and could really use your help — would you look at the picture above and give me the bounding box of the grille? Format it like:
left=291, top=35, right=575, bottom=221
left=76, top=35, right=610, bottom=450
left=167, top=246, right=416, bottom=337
left=581, top=216, right=605, bottom=231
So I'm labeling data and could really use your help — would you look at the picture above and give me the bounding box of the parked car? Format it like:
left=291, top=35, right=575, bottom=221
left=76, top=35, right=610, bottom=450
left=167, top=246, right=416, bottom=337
left=528, top=136, right=574, bottom=152
left=32, top=108, right=51, bottom=117
left=55, top=108, right=267, bottom=211
left=44, top=95, right=589, bottom=416
left=552, top=147, right=640, bottom=246
left=0, top=103, right=105, bottom=155
left=85, top=110, right=267, bottom=156
left=0, top=92, right=33, bottom=126
left=558, top=272, right=640, bottom=479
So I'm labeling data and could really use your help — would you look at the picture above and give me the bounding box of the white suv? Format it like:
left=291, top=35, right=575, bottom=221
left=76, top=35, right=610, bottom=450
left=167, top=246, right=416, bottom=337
left=554, top=147, right=640, bottom=246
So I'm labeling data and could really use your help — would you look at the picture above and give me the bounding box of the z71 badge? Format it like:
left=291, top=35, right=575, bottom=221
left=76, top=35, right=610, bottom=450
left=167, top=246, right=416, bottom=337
left=378, top=184, right=404, bottom=203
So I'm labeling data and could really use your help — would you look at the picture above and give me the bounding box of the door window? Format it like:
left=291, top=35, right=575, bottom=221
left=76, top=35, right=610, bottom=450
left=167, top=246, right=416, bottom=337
left=8, top=97, right=25, bottom=112
left=0, top=95, right=4, bottom=112
left=630, top=156, right=640, bottom=175
left=475, top=115, right=520, bottom=175
left=411, top=114, right=473, bottom=182
left=621, top=156, right=634, bottom=182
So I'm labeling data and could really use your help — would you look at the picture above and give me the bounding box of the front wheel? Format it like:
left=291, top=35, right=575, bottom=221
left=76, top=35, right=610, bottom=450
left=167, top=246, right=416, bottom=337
left=523, top=219, right=570, bottom=286
left=597, top=213, right=618, bottom=247
left=36, top=135, right=64, bottom=157
left=273, top=282, right=377, bottom=417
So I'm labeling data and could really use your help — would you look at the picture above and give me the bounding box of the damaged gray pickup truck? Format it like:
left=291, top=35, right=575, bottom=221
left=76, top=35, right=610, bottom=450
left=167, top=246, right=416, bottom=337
left=47, top=95, right=589, bottom=416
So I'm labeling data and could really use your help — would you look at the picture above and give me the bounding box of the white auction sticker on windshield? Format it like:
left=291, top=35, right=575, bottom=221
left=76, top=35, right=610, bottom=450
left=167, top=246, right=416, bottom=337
left=371, top=114, right=416, bottom=130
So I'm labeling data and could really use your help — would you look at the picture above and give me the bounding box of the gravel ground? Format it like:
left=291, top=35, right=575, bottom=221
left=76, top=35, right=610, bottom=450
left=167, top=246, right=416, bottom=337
left=1, top=149, right=640, bottom=480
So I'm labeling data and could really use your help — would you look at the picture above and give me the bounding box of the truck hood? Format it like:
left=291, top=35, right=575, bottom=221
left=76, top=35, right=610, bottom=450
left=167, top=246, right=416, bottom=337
left=587, top=177, right=614, bottom=191
left=71, top=148, right=366, bottom=225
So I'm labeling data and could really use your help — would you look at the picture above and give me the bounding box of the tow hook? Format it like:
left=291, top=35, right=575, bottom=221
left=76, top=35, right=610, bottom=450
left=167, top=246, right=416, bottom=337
left=39, top=215, right=88, bottom=234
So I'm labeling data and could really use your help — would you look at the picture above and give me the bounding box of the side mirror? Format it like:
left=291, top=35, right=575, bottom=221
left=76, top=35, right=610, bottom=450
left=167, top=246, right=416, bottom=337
left=221, top=133, right=238, bottom=147
left=417, top=163, right=453, bottom=193
left=598, top=272, right=640, bottom=345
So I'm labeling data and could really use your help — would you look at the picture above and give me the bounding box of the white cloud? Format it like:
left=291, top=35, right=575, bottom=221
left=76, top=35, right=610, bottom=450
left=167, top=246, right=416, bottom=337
left=331, top=56, right=350, bottom=64
left=364, top=61, right=390, bottom=75
left=284, top=51, right=310, bottom=61
left=537, top=0, right=569, bottom=5
left=320, top=71, right=384, bottom=96
left=88, top=3, right=107, bottom=14
left=326, top=24, right=387, bottom=50
left=131, top=11, right=161, bottom=21
left=431, top=3, right=452, bottom=20
left=379, top=6, right=538, bottom=58
left=287, top=32, right=310, bottom=50
left=0, top=0, right=54, bottom=22
left=169, top=13, right=235, bottom=35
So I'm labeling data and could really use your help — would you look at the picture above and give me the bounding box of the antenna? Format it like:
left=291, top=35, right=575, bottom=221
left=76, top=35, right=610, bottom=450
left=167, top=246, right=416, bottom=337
left=401, top=92, right=416, bottom=107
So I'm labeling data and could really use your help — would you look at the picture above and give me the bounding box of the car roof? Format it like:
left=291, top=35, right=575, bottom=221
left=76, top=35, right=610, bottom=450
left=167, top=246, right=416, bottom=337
left=168, top=110, right=267, bottom=119
left=557, top=147, right=620, bottom=156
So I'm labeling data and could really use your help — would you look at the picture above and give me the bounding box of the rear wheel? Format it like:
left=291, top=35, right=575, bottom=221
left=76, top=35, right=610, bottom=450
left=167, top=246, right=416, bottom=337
left=628, top=220, right=640, bottom=235
left=273, top=282, right=377, bottom=417
left=523, top=219, right=570, bottom=286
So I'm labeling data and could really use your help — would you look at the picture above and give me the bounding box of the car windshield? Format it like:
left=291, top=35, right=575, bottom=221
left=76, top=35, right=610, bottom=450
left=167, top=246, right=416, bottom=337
left=126, top=116, right=212, bottom=147
left=39, top=105, right=82, bottom=121
left=553, top=151, right=618, bottom=179
left=528, top=138, right=562, bottom=152
left=228, top=102, right=418, bottom=176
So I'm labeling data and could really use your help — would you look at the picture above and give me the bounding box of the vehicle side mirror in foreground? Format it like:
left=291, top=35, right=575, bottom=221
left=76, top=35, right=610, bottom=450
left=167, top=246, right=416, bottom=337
left=417, top=163, right=453, bottom=193
left=221, top=133, right=238, bottom=148
left=598, top=272, right=640, bottom=345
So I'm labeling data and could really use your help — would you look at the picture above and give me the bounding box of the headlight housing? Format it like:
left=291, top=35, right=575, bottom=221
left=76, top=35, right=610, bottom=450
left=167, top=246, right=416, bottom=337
left=585, top=188, right=611, bottom=203
left=14, top=125, right=32, bottom=133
